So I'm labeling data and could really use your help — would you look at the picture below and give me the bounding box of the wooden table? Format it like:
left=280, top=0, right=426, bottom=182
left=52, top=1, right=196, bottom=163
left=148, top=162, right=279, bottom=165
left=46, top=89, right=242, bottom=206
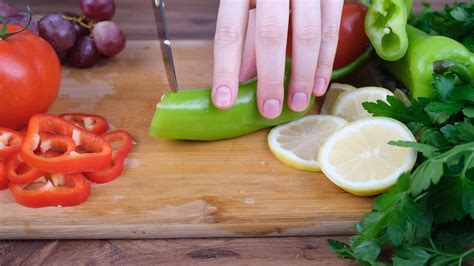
left=0, top=0, right=460, bottom=265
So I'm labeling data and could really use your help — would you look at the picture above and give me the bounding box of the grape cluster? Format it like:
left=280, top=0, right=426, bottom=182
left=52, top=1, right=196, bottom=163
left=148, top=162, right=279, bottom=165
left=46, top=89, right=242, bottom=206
left=1, top=0, right=126, bottom=68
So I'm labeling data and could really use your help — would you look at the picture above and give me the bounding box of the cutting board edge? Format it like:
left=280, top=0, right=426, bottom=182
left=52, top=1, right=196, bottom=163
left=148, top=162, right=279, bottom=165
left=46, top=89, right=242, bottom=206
left=0, top=221, right=358, bottom=239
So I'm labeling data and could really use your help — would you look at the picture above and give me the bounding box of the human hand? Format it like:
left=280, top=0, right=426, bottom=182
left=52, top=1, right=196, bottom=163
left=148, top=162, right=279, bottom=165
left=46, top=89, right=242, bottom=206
left=212, top=0, right=344, bottom=119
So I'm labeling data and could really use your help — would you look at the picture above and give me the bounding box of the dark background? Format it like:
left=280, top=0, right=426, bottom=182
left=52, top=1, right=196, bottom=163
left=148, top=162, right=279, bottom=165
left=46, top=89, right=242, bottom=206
left=11, top=0, right=459, bottom=40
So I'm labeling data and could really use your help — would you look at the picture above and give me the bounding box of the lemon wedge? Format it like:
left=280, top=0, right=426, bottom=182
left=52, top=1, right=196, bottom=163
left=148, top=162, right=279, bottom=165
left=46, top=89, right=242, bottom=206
left=331, top=87, right=393, bottom=121
left=320, top=83, right=356, bottom=114
left=318, top=117, right=417, bottom=196
left=268, top=115, right=348, bottom=171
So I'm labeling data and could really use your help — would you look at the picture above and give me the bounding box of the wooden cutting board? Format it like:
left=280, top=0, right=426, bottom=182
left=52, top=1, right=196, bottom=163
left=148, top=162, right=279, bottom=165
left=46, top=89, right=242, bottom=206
left=0, top=40, right=373, bottom=239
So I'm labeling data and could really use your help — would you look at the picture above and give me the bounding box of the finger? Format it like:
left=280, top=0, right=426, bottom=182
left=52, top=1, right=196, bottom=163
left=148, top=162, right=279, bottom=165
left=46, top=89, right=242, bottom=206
left=212, top=0, right=250, bottom=109
left=313, top=0, right=343, bottom=96
left=288, top=0, right=321, bottom=112
left=239, top=9, right=257, bottom=82
left=256, top=0, right=290, bottom=119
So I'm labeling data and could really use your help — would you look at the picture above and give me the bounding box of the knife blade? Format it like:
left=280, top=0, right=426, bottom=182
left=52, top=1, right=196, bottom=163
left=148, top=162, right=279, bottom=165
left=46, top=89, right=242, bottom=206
left=153, top=0, right=178, bottom=92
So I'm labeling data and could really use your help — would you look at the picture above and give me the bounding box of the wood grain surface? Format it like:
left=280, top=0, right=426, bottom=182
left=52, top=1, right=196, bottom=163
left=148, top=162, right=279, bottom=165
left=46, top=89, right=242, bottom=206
left=0, top=40, right=373, bottom=239
left=0, top=236, right=355, bottom=265
left=1, top=0, right=466, bottom=264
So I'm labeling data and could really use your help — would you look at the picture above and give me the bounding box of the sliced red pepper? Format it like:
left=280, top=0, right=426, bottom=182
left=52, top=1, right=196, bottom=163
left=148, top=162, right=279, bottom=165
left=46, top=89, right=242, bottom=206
left=0, top=160, right=8, bottom=190
left=85, top=130, right=133, bottom=184
left=59, top=113, right=109, bottom=135
left=9, top=173, right=91, bottom=208
left=21, top=114, right=112, bottom=174
left=6, top=153, right=46, bottom=185
left=0, top=127, right=22, bottom=158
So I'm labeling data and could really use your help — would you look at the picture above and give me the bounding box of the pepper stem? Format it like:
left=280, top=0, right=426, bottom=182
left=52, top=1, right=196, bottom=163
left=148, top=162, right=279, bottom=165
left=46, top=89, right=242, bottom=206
left=433, top=60, right=474, bottom=86
left=0, top=6, right=32, bottom=40
left=331, top=46, right=373, bottom=80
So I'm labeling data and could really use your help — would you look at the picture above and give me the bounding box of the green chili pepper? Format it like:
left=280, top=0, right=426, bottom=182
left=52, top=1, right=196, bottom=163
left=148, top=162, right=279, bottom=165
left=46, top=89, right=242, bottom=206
left=365, top=0, right=412, bottom=61
left=149, top=49, right=372, bottom=141
left=383, top=25, right=474, bottom=98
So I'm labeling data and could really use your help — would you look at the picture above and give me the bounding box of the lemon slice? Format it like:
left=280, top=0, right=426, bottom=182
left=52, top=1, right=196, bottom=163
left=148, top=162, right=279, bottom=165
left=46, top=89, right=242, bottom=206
left=393, top=88, right=412, bottom=107
left=331, top=87, right=393, bottom=122
left=318, top=117, right=417, bottom=196
left=268, top=115, right=349, bottom=171
left=320, top=83, right=356, bottom=114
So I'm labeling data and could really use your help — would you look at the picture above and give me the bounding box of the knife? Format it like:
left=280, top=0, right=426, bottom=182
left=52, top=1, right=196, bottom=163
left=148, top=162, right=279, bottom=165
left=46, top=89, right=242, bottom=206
left=153, top=0, right=179, bottom=92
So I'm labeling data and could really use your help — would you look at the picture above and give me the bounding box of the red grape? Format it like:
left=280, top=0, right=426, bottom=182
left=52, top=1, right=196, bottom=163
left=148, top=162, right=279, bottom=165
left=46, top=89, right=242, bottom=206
left=80, top=0, right=115, bottom=21
left=6, top=12, right=39, bottom=35
left=67, top=36, right=100, bottom=68
left=92, top=21, right=126, bottom=57
left=0, top=1, right=18, bottom=18
left=38, top=13, right=77, bottom=52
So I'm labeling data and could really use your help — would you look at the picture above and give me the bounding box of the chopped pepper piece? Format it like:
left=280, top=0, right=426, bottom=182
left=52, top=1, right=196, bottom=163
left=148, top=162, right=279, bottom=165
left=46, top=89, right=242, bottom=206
left=365, top=0, right=412, bottom=61
left=9, top=173, right=91, bottom=208
left=21, top=114, right=112, bottom=173
left=0, top=160, right=8, bottom=190
left=6, top=153, right=46, bottom=185
left=59, top=113, right=109, bottom=135
left=85, top=130, right=133, bottom=184
left=384, top=25, right=474, bottom=98
left=0, top=127, right=22, bottom=158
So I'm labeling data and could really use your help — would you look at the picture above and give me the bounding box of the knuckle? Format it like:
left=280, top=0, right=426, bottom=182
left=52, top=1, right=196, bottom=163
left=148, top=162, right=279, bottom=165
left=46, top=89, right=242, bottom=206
left=257, top=18, right=286, bottom=47
left=317, top=56, right=334, bottom=72
left=295, top=24, right=320, bottom=46
left=322, top=25, right=339, bottom=41
left=214, top=22, right=241, bottom=48
left=214, top=68, right=235, bottom=80
left=259, top=78, right=284, bottom=92
left=292, top=74, right=314, bottom=87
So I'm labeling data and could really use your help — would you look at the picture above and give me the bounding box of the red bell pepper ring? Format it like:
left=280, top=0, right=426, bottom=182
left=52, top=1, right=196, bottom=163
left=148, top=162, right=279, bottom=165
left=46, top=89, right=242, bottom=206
left=21, top=114, right=113, bottom=174
left=0, top=127, right=22, bottom=158
left=85, top=130, right=133, bottom=184
left=0, top=160, right=8, bottom=190
left=6, top=153, right=46, bottom=185
left=60, top=113, right=109, bottom=135
left=9, top=173, right=91, bottom=208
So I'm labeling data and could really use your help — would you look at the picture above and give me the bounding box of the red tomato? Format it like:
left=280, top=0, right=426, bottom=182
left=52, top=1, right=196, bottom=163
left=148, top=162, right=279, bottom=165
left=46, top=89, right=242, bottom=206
left=287, top=2, right=369, bottom=69
left=333, top=2, right=369, bottom=69
left=0, top=24, right=61, bottom=129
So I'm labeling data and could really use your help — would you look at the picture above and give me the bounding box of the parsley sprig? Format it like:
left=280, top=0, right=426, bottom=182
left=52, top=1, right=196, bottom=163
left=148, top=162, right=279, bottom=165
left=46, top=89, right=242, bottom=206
left=410, top=1, right=474, bottom=52
left=328, top=60, right=474, bottom=265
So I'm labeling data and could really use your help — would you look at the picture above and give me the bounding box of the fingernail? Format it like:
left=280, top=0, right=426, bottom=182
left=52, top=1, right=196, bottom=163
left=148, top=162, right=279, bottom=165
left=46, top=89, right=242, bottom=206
left=313, top=78, right=327, bottom=96
left=262, top=99, right=281, bottom=119
left=291, top=92, right=308, bottom=112
left=214, top=86, right=232, bottom=108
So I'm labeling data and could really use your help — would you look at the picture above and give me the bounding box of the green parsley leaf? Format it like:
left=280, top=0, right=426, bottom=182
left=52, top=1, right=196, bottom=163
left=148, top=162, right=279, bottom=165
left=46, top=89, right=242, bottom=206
left=425, top=102, right=463, bottom=124
left=389, top=140, right=439, bottom=158
left=449, top=84, right=474, bottom=103
left=462, top=105, right=474, bottom=117
left=441, top=122, right=474, bottom=144
left=433, top=73, right=456, bottom=102
left=327, top=239, right=354, bottom=259
left=392, top=246, right=431, bottom=266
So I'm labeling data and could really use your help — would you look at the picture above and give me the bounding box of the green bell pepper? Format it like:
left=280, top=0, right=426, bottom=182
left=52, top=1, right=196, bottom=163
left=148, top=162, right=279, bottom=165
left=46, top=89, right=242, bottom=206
left=365, top=0, right=412, bottom=61
left=149, top=49, right=372, bottom=141
left=384, top=25, right=474, bottom=98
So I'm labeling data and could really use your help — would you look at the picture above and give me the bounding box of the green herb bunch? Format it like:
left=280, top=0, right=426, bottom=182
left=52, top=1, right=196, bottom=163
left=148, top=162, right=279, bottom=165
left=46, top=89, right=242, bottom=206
left=410, top=1, right=474, bottom=52
left=328, top=60, right=474, bottom=265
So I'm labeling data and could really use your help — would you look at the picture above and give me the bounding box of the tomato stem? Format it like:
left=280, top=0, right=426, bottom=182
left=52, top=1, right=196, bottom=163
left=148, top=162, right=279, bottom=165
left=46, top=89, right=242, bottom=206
left=0, top=6, right=32, bottom=40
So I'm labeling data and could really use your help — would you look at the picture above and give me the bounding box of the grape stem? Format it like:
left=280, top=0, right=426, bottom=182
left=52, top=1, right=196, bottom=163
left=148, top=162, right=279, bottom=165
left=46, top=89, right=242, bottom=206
left=63, top=14, right=95, bottom=31
left=0, top=6, right=32, bottom=40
